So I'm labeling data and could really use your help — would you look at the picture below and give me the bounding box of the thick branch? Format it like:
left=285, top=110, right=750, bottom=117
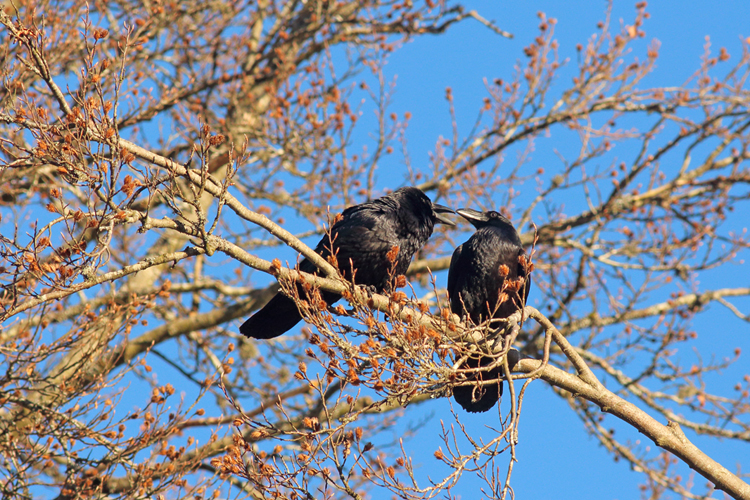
left=514, top=358, right=750, bottom=499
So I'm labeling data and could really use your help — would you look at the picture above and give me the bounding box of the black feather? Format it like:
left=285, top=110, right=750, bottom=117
left=240, top=187, right=454, bottom=339
left=448, top=208, right=531, bottom=413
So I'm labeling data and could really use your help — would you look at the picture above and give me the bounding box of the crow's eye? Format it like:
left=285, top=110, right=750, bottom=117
left=488, top=211, right=500, bottom=218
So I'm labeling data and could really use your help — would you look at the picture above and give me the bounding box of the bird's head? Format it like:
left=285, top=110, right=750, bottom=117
left=393, top=186, right=456, bottom=226
left=456, top=208, right=514, bottom=230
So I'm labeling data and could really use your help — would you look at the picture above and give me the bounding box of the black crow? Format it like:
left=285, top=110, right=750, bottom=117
left=241, top=187, right=455, bottom=339
left=448, top=208, right=531, bottom=413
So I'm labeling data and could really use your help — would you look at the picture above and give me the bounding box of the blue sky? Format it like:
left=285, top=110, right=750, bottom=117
left=3, top=1, right=749, bottom=499
left=353, top=2, right=750, bottom=498
left=18, top=2, right=746, bottom=498
left=131, top=2, right=750, bottom=498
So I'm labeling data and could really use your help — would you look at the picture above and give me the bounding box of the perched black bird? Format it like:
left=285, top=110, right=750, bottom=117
left=448, top=208, right=531, bottom=413
left=241, top=187, right=455, bottom=339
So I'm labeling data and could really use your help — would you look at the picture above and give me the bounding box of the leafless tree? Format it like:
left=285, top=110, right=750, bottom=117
left=1, top=1, right=748, bottom=499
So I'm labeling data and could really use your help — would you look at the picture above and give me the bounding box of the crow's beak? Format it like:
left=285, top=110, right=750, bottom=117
left=456, top=208, right=489, bottom=228
left=432, top=204, right=456, bottom=226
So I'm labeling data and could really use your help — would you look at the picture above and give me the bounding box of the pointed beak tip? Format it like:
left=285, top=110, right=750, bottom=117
left=432, top=204, right=456, bottom=226
left=436, top=214, right=456, bottom=226
left=456, top=208, right=488, bottom=224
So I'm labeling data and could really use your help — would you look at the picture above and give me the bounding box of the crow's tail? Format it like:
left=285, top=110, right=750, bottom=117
left=452, top=356, right=503, bottom=413
left=240, top=293, right=304, bottom=339
left=240, top=290, right=341, bottom=339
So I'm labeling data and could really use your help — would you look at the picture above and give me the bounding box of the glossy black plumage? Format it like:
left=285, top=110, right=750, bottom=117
left=241, top=187, right=454, bottom=339
left=448, top=208, right=531, bottom=413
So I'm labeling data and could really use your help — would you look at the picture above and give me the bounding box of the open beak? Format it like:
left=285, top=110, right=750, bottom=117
left=456, top=208, right=489, bottom=228
left=432, top=204, right=456, bottom=226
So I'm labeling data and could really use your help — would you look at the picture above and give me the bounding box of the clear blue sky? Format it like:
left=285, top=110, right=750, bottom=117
left=5, top=2, right=748, bottom=499
left=356, top=2, right=750, bottom=498
left=101, top=2, right=749, bottom=498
